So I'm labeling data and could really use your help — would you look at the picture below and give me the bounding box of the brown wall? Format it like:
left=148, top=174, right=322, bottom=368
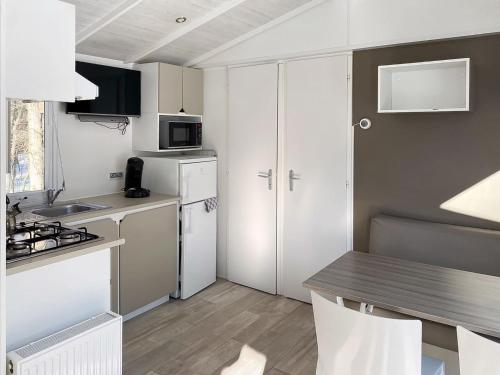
left=353, top=34, right=500, bottom=250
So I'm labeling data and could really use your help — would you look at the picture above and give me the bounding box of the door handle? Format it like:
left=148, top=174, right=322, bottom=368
left=289, top=169, right=301, bottom=191
left=258, top=169, right=273, bottom=190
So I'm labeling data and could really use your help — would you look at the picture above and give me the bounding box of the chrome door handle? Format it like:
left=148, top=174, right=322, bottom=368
left=258, top=169, right=273, bottom=190
left=289, top=169, right=301, bottom=191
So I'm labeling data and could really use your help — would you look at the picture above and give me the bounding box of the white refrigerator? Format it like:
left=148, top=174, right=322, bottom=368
left=142, top=155, right=217, bottom=299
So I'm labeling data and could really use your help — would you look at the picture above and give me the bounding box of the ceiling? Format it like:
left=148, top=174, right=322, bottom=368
left=63, top=0, right=317, bottom=66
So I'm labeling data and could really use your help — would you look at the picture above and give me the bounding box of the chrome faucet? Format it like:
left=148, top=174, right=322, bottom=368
left=47, top=184, right=65, bottom=206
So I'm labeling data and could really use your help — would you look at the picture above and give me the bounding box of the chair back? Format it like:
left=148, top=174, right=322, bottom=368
left=457, top=326, right=500, bottom=374
left=221, top=345, right=266, bottom=375
left=311, top=291, right=422, bottom=375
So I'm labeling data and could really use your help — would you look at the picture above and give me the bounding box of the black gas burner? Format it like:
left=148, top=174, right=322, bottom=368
left=6, top=222, right=102, bottom=263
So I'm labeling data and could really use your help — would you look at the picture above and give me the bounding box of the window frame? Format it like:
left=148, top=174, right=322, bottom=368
left=6, top=100, right=57, bottom=206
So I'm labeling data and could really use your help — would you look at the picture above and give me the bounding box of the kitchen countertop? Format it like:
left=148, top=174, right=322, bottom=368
left=8, top=192, right=180, bottom=275
left=60, top=192, right=180, bottom=224
left=7, top=237, right=125, bottom=276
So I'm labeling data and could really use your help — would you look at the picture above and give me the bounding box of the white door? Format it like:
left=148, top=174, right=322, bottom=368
left=180, top=161, right=217, bottom=204
left=282, top=56, right=350, bottom=302
left=181, top=201, right=217, bottom=299
left=227, top=63, right=278, bottom=294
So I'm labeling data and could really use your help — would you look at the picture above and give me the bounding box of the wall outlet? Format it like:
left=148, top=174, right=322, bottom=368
left=109, top=172, right=124, bottom=179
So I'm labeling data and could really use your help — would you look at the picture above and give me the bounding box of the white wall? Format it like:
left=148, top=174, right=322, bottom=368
left=198, top=0, right=500, bottom=68
left=202, top=68, right=228, bottom=277
left=201, top=0, right=348, bottom=67
left=55, top=103, right=132, bottom=201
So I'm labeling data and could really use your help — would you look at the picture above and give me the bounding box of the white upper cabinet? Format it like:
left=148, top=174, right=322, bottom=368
left=6, top=0, right=76, bottom=102
left=378, top=58, right=470, bottom=113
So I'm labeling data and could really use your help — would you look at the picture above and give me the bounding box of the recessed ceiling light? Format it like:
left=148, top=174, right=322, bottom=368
left=176, top=16, right=187, bottom=24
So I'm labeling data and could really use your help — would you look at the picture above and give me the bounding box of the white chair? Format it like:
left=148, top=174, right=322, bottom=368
left=457, top=326, right=500, bottom=374
left=221, top=345, right=266, bottom=375
left=311, top=291, right=445, bottom=375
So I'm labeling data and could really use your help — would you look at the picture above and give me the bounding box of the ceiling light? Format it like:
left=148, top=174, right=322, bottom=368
left=176, top=16, right=187, bottom=24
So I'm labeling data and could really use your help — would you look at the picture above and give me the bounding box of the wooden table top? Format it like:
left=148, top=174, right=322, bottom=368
left=303, top=251, right=500, bottom=338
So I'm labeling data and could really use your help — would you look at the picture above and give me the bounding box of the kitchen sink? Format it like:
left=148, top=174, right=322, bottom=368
left=31, top=203, right=109, bottom=218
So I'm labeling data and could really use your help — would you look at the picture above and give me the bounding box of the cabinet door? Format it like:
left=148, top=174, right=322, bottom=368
left=6, top=0, right=75, bottom=101
left=183, top=67, right=203, bottom=115
left=181, top=201, right=216, bottom=299
left=227, top=63, right=278, bottom=294
left=180, top=161, right=217, bottom=205
left=159, top=63, right=183, bottom=114
left=282, top=56, right=350, bottom=303
left=119, top=205, right=178, bottom=315
left=81, top=219, right=120, bottom=313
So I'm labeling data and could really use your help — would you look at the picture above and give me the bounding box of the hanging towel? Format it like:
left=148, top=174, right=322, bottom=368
left=205, top=197, right=218, bottom=212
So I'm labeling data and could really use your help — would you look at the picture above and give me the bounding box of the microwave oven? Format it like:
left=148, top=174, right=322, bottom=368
left=159, top=115, right=202, bottom=150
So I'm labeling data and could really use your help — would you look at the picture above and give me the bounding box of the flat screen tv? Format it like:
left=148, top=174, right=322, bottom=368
left=67, top=62, right=141, bottom=117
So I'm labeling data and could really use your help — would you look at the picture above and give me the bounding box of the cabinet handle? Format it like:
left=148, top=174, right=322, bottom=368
left=257, top=169, right=273, bottom=190
left=289, top=169, right=301, bottom=192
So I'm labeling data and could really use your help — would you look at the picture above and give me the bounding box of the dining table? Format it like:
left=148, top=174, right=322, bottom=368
left=303, top=250, right=500, bottom=344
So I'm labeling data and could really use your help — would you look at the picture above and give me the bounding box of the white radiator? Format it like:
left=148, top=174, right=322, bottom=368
left=7, top=312, right=122, bottom=375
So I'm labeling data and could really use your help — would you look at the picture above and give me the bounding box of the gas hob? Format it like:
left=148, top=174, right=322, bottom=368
left=7, top=222, right=102, bottom=263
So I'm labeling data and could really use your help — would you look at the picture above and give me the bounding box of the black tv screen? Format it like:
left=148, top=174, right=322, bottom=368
left=67, top=62, right=141, bottom=117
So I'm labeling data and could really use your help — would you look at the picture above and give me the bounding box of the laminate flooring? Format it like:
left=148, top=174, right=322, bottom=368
left=123, top=279, right=318, bottom=375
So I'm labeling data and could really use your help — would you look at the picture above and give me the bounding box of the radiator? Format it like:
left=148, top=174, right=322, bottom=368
left=7, top=312, right=122, bottom=375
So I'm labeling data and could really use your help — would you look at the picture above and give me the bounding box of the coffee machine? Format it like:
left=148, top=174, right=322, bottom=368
left=124, top=157, right=151, bottom=198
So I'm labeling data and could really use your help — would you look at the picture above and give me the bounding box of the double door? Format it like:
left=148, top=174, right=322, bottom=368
left=227, top=56, right=350, bottom=302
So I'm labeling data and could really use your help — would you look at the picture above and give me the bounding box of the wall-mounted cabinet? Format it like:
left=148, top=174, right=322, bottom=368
left=134, top=62, right=203, bottom=152
left=139, top=62, right=203, bottom=115
left=378, top=58, right=470, bottom=113
left=6, top=0, right=76, bottom=102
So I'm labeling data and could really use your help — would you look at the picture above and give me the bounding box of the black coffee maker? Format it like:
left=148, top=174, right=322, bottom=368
left=124, top=157, right=150, bottom=198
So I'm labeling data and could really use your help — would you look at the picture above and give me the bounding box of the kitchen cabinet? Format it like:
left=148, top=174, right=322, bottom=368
left=6, top=0, right=76, bottom=102
left=378, top=58, right=470, bottom=113
left=6, top=249, right=110, bottom=351
left=139, top=62, right=203, bottom=115
left=226, top=56, right=350, bottom=302
left=119, top=205, right=178, bottom=315
left=82, top=219, right=120, bottom=313
left=134, top=62, right=203, bottom=151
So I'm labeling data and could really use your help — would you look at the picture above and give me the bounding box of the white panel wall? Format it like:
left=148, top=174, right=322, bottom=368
left=349, top=0, right=500, bottom=49
left=202, top=68, right=228, bottom=277
left=55, top=103, right=133, bottom=200
left=199, top=0, right=500, bottom=68
left=203, top=0, right=348, bottom=67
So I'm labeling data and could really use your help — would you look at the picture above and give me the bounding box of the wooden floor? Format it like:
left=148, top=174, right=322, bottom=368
left=123, top=279, right=317, bottom=375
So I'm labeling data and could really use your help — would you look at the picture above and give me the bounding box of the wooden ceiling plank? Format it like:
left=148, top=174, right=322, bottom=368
left=76, top=0, right=144, bottom=45
left=125, top=0, right=249, bottom=63
left=185, top=0, right=328, bottom=67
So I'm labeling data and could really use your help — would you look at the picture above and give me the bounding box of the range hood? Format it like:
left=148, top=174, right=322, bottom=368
left=75, top=72, right=99, bottom=101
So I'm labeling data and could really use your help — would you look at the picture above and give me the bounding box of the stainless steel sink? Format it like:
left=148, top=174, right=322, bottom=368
left=32, top=203, right=109, bottom=218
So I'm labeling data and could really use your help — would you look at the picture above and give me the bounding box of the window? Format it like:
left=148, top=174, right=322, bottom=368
left=7, top=100, right=46, bottom=194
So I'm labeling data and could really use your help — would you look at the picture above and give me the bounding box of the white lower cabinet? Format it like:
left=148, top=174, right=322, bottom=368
left=227, top=55, right=350, bottom=302
left=6, top=250, right=111, bottom=351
